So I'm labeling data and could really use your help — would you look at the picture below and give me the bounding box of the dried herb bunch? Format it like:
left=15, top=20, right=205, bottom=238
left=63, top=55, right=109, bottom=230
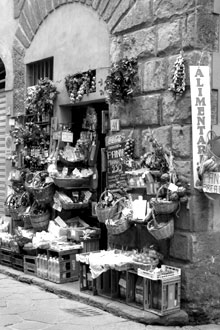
left=105, top=57, right=138, bottom=104
left=169, top=51, right=186, bottom=97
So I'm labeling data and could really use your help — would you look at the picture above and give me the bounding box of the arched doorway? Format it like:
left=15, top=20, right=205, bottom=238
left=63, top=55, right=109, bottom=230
left=0, top=59, right=6, bottom=215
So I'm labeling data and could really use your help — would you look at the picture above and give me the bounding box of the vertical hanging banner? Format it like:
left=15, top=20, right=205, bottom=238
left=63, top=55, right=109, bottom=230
left=190, top=66, right=211, bottom=188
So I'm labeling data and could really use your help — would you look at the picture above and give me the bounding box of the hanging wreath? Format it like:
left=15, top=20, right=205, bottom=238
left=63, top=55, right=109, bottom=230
left=104, top=57, right=138, bottom=104
left=169, top=51, right=186, bottom=97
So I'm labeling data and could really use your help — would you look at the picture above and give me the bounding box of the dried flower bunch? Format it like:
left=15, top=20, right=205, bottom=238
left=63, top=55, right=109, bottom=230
left=65, top=70, right=96, bottom=103
left=105, top=57, right=138, bottom=104
left=25, top=78, right=58, bottom=116
left=169, top=51, right=186, bottom=96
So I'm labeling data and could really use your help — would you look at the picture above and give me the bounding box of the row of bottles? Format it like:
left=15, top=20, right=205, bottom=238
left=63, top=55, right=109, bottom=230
left=36, top=254, right=64, bottom=282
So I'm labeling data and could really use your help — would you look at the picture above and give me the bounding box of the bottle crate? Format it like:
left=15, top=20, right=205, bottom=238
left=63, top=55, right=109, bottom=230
left=47, top=248, right=80, bottom=283
left=0, top=248, right=12, bottom=267
left=138, top=265, right=181, bottom=316
left=11, top=252, right=24, bottom=271
left=23, top=256, right=37, bottom=276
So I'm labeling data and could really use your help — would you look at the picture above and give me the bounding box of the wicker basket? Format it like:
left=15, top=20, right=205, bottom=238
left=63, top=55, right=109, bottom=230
left=25, top=172, right=55, bottom=203
left=30, top=204, right=50, bottom=232
left=95, top=191, right=118, bottom=223
left=105, top=198, right=132, bottom=235
left=8, top=192, right=30, bottom=221
left=151, top=185, right=179, bottom=215
left=53, top=175, right=92, bottom=189
left=31, top=182, right=55, bottom=204
left=147, top=211, right=174, bottom=240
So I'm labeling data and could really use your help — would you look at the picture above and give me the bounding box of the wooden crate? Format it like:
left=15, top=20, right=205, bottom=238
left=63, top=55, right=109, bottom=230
left=79, top=262, right=97, bottom=294
left=47, top=248, right=80, bottom=283
left=138, top=266, right=181, bottom=316
left=81, top=239, right=100, bottom=253
left=96, top=269, right=120, bottom=299
left=126, top=270, right=144, bottom=310
left=11, top=252, right=24, bottom=271
left=0, top=248, right=12, bottom=267
left=24, top=256, right=37, bottom=276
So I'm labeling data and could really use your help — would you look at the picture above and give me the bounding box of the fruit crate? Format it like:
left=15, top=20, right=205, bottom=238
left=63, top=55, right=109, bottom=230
left=126, top=269, right=144, bottom=310
left=96, top=269, right=120, bottom=299
left=11, top=252, right=24, bottom=271
left=0, top=248, right=12, bottom=267
left=23, top=256, right=37, bottom=276
left=47, top=247, right=81, bottom=284
left=138, top=265, right=181, bottom=316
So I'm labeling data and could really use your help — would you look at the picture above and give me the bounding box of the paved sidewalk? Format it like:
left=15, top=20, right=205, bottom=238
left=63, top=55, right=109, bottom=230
left=0, top=264, right=203, bottom=328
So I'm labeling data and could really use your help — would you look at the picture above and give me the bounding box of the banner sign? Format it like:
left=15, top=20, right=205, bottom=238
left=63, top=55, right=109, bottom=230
left=189, top=66, right=211, bottom=188
left=202, top=172, right=220, bottom=194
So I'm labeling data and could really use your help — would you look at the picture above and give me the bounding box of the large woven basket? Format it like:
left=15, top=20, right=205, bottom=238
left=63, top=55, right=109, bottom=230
left=31, top=182, right=55, bottom=204
left=147, top=212, right=174, bottom=240
left=95, top=190, right=118, bottom=223
left=30, top=210, right=50, bottom=232
left=8, top=192, right=30, bottom=221
left=105, top=198, right=132, bottom=235
left=150, top=185, right=179, bottom=215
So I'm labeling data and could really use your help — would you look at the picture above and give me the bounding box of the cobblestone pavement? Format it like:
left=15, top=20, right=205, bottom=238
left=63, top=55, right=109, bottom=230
left=0, top=273, right=220, bottom=330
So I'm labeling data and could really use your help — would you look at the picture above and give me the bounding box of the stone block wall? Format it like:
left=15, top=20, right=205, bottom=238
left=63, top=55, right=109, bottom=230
left=12, top=0, right=220, bottom=315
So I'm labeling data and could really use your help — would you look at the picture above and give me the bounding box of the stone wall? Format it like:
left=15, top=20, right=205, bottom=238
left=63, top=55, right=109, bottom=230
left=12, top=0, right=220, bottom=317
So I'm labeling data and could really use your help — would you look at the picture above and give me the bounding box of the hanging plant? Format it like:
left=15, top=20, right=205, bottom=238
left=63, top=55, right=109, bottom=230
left=104, top=57, right=138, bottom=104
left=169, top=51, right=186, bottom=97
left=25, top=78, right=58, bottom=116
left=65, top=70, right=96, bottom=103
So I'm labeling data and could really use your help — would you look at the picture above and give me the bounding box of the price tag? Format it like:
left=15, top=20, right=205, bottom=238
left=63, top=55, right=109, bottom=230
left=61, top=131, right=73, bottom=143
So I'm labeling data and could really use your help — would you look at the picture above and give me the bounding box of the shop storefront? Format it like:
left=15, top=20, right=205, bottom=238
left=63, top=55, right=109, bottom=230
left=1, top=0, right=220, bottom=322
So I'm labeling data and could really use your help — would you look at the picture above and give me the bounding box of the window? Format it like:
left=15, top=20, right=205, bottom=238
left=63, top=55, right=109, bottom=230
left=26, top=57, right=54, bottom=86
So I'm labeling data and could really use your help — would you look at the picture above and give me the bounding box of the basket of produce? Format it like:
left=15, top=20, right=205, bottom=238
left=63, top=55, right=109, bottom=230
left=105, top=197, right=133, bottom=235
left=53, top=191, right=90, bottom=210
left=147, top=211, right=174, bottom=240
left=150, top=185, right=179, bottom=215
left=8, top=192, right=30, bottom=221
left=30, top=202, right=50, bottom=232
left=95, top=190, right=119, bottom=223
left=25, top=171, right=55, bottom=204
left=53, top=168, right=93, bottom=189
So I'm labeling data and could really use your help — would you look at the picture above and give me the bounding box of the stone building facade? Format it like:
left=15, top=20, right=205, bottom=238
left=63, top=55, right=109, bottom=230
left=1, top=0, right=220, bottom=320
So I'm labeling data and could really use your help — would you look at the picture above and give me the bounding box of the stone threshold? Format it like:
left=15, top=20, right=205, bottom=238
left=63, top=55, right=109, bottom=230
left=0, top=264, right=189, bottom=327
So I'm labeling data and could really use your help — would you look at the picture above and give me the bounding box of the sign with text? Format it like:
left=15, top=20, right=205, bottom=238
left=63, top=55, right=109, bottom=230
left=190, top=66, right=211, bottom=188
left=203, top=172, right=220, bottom=194
left=105, top=134, right=127, bottom=189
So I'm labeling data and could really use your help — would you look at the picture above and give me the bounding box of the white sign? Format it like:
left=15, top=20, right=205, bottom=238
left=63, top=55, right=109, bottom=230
left=61, top=131, right=73, bottom=143
left=203, top=172, right=220, bottom=194
left=190, top=66, right=211, bottom=188
left=110, top=119, right=120, bottom=132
